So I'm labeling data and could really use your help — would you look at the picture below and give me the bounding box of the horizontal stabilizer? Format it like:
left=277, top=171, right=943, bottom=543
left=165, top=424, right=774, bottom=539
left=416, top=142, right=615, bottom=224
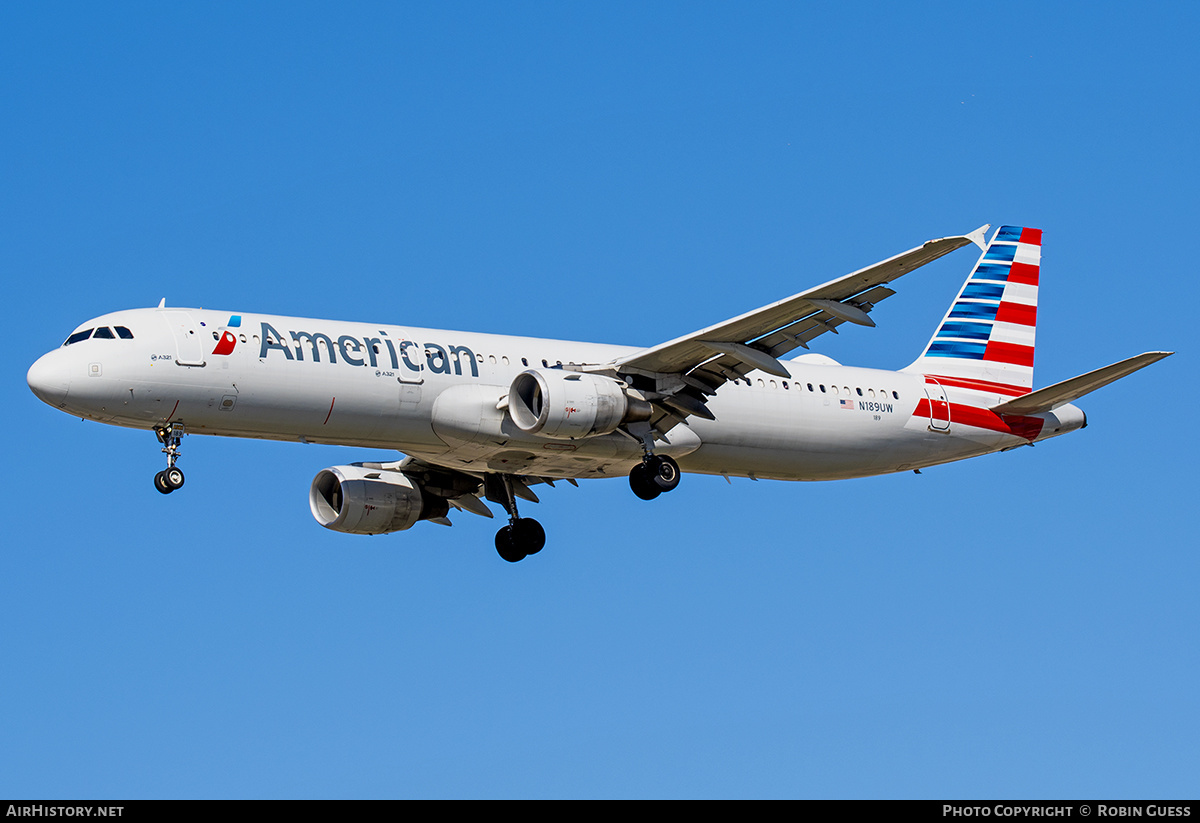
left=991, top=352, right=1173, bottom=416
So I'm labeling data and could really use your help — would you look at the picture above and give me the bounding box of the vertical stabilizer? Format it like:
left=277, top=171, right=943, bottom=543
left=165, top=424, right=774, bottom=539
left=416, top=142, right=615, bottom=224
left=902, top=225, right=1041, bottom=393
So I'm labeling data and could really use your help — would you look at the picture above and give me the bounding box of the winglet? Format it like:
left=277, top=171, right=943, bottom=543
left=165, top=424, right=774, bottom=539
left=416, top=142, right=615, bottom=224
left=965, top=224, right=991, bottom=252
left=157, top=298, right=166, bottom=309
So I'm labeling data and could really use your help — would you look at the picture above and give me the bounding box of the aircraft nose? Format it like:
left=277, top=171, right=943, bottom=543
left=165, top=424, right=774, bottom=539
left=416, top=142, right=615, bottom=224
left=27, top=351, right=70, bottom=407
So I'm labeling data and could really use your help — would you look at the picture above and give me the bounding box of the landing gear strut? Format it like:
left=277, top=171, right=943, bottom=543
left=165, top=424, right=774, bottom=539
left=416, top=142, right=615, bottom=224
left=486, top=474, right=546, bottom=563
left=153, top=422, right=186, bottom=495
left=628, top=453, right=680, bottom=501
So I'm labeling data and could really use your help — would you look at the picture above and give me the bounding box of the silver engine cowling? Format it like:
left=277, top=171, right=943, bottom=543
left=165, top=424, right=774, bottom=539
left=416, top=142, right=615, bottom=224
left=507, top=369, right=650, bottom=440
left=309, top=465, right=447, bottom=535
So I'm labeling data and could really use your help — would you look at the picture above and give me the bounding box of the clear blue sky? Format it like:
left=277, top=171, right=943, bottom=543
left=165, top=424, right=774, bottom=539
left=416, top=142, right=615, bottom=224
left=2, top=2, right=1196, bottom=799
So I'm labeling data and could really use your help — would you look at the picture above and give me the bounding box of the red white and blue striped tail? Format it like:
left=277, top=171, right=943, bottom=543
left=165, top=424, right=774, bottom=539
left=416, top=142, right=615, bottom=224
left=903, top=225, right=1041, bottom=395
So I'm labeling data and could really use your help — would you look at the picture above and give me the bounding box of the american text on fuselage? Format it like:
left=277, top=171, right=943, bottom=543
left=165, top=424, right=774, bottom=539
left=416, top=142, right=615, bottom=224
left=258, top=321, right=481, bottom=377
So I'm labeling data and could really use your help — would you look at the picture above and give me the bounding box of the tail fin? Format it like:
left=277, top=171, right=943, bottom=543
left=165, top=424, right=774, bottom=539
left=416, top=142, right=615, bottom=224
left=903, top=225, right=1042, bottom=393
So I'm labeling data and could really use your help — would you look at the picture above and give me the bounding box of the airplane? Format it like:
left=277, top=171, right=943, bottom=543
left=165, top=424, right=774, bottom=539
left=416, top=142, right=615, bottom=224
left=27, top=224, right=1172, bottom=562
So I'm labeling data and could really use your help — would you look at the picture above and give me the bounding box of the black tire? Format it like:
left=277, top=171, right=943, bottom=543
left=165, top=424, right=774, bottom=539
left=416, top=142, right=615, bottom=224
left=495, top=525, right=527, bottom=563
left=628, top=463, right=661, bottom=500
left=512, top=517, right=546, bottom=555
left=164, top=467, right=185, bottom=490
left=646, top=454, right=680, bottom=493
left=154, top=471, right=173, bottom=495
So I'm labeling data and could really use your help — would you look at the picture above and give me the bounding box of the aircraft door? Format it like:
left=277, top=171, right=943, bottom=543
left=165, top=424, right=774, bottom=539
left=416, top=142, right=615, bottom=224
left=923, top=378, right=951, bottom=432
left=162, top=311, right=207, bottom=367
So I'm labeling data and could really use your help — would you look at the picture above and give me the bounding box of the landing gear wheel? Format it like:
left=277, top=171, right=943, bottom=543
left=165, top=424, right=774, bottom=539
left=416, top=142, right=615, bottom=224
left=645, top=454, right=680, bottom=493
left=495, top=526, right=525, bottom=562
left=629, top=463, right=661, bottom=500
left=164, top=467, right=185, bottom=490
left=154, top=471, right=173, bottom=495
left=495, top=517, right=546, bottom=562
left=512, top=517, right=546, bottom=555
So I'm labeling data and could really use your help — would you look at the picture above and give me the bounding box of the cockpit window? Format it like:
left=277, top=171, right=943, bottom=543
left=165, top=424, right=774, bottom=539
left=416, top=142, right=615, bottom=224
left=62, top=325, right=135, bottom=346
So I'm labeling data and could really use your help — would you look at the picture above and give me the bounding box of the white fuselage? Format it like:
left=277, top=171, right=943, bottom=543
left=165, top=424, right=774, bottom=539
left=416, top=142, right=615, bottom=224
left=27, top=306, right=1086, bottom=483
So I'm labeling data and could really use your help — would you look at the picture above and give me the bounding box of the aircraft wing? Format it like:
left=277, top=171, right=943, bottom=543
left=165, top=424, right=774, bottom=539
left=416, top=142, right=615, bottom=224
left=603, top=226, right=988, bottom=429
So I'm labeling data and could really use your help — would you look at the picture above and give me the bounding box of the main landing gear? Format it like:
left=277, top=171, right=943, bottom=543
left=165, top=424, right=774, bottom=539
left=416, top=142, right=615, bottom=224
left=628, top=453, right=681, bottom=501
left=153, top=422, right=186, bottom=495
left=486, top=475, right=546, bottom=563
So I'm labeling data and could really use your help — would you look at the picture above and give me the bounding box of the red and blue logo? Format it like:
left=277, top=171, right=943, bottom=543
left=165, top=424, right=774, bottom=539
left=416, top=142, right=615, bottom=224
left=211, top=315, right=242, bottom=355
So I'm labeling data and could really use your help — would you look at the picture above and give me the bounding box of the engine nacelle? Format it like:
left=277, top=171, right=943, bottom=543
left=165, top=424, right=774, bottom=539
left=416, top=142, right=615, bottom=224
left=309, top=464, right=447, bottom=535
left=507, top=369, right=649, bottom=440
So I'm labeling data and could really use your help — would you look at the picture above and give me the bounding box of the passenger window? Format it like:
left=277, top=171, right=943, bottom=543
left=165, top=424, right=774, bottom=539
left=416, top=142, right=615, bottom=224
left=115, top=326, right=134, bottom=339
left=892, top=391, right=900, bottom=400
left=819, top=384, right=826, bottom=393
left=856, top=387, right=863, bottom=396
left=64, top=329, right=93, bottom=345
left=92, top=327, right=115, bottom=339
left=807, top=383, right=814, bottom=392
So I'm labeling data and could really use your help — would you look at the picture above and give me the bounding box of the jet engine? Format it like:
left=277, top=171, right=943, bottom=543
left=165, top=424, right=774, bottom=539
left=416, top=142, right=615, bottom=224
left=309, top=464, right=449, bottom=535
left=507, top=369, right=651, bottom=440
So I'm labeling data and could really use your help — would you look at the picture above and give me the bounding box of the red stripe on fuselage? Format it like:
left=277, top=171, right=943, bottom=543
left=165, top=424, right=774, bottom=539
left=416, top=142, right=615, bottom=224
left=924, top=375, right=1031, bottom=396
left=912, top=399, right=1044, bottom=440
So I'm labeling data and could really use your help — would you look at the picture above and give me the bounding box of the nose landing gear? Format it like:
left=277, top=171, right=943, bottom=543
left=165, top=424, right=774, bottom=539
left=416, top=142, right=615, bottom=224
left=153, top=423, right=186, bottom=494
